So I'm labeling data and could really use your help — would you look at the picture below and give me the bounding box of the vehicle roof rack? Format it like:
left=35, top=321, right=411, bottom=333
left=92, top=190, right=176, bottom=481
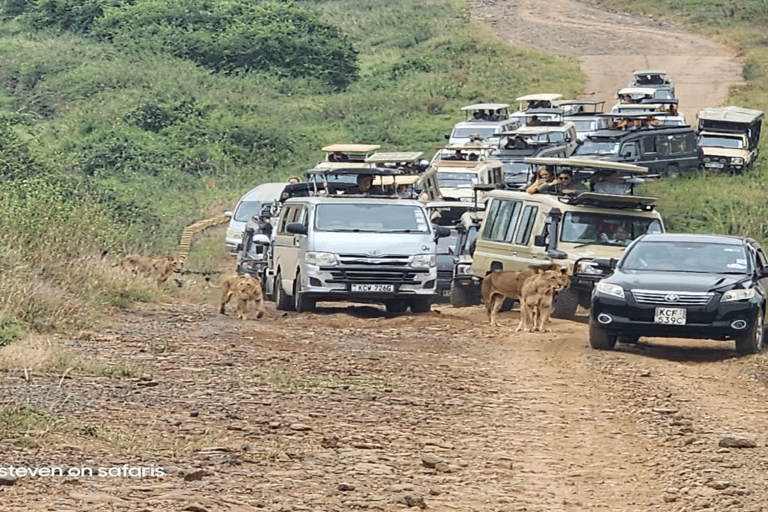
left=558, top=192, right=657, bottom=211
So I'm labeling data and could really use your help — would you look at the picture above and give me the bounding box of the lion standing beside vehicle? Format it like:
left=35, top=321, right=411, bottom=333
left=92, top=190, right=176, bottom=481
left=516, top=268, right=571, bottom=332
left=482, top=263, right=564, bottom=326
left=219, top=275, right=266, bottom=320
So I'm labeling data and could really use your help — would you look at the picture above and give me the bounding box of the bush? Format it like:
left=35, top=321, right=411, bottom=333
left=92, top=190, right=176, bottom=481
left=92, top=0, right=359, bottom=90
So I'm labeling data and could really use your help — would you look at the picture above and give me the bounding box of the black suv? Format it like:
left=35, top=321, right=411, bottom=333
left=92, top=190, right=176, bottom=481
left=590, top=233, right=768, bottom=354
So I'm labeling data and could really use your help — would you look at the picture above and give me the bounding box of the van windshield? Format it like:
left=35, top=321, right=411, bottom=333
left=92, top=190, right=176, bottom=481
left=561, top=212, right=663, bottom=247
left=452, top=126, right=499, bottom=139
left=234, top=201, right=263, bottom=222
left=437, top=172, right=479, bottom=189
left=315, top=204, right=430, bottom=233
left=698, top=134, right=745, bottom=149
left=574, top=139, right=620, bottom=156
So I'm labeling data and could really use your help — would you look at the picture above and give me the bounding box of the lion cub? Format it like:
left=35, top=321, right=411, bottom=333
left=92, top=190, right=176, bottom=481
left=516, top=268, right=571, bottom=333
left=219, top=275, right=266, bottom=320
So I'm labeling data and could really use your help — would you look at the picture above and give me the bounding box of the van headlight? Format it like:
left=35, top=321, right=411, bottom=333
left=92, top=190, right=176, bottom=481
left=456, top=263, right=473, bottom=275
left=305, top=251, right=338, bottom=266
left=730, top=157, right=745, bottom=165
left=595, top=281, right=625, bottom=299
left=226, top=228, right=241, bottom=239
left=721, top=288, right=755, bottom=302
left=411, top=254, right=436, bottom=268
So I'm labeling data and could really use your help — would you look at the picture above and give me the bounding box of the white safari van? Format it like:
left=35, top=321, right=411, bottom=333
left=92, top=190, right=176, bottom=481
left=266, top=179, right=450, bottom=314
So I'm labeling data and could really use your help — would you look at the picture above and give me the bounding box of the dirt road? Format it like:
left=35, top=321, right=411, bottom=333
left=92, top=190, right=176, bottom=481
left=2, top=2, right=767, bottom=512
left=468, top=0, right=744, bottom=123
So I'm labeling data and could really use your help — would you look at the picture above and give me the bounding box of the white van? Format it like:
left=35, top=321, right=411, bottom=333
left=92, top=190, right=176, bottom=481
left=267, top=194, right=449, bottom=314
left=224, top=182, right=286, bottom=256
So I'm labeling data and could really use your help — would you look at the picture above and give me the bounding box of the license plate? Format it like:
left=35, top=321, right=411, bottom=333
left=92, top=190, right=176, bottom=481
left=704, top=162, right=724, bottom=169
left=351, top=284, right=394, bottom=293
left=654, top=307, right=686, bottom=325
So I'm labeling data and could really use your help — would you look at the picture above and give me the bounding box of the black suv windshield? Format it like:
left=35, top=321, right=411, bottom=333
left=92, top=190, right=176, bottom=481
left=561, top=212, right=663, bottom=246
left=622, top=241, right=749, bottom=273
left=315, top=204, right=430, bottom=233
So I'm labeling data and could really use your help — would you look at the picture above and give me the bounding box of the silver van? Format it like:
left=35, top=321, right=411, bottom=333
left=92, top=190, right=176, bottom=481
left=225, top=182, right=286, bottom=256
left=266, top=195, right=449, bottom=314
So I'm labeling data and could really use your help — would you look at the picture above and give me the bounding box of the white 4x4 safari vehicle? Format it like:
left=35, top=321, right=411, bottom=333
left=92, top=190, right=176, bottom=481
left=472, top=158, right=664, bottom=320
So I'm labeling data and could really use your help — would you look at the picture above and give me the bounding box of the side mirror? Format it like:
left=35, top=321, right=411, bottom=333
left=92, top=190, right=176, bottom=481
left=434, top=226, right=451, bottom=239
left=252, top=234, right=270, bottom=246
left=286, top=222, right=308, bottom=235
left=760, top=265, right=768, bottom=278
left=224, top=210, right=233, bottom=218
left=547, top=249, right=568, bottom=260
left=591, top=257, right=617, bottom=270
left=534, top=234, right=547, bottom=247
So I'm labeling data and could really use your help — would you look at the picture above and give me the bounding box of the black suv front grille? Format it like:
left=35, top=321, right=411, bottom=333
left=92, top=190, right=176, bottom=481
left=631, top=289, right=713, bottom=306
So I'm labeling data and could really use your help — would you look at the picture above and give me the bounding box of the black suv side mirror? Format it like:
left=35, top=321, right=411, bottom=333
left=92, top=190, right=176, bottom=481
left=534, top=234, right=547, bottom=247
left=760, top=265, right=768, bottom=278
left=286, top=222, right=308, bottom=235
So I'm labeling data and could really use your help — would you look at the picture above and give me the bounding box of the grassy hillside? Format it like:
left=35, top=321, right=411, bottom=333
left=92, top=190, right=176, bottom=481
left=0, top=0, right=583, bottom=341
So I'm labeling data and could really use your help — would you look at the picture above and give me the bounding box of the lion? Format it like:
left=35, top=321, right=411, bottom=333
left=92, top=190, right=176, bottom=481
left=219, top=275, right=265, bottom=320
left=121, top=254, right=184, bottom=286
left=516, top=268, right=571, bottom=333
left=482, top=263, right=563, bottom=327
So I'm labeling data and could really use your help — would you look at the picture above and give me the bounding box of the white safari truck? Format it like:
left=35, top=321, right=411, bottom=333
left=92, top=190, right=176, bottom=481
left=697, top=106, right=764, bottom=173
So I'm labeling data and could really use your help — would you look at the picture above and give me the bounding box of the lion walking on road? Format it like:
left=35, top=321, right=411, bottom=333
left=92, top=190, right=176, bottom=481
left=219, top=275, right=266, bottom=320
left=517, top=268, right=571, bottom=332
left=121, top=254, right=185, bottom=287
left=482, top=263, right=564, bottom=326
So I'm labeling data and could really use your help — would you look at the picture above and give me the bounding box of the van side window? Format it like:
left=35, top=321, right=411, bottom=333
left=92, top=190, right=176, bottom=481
left=278, top=206, right=295, bottom=235
left=621, top=142, right=638, bottom=158
left=487, top=200, right=521, bottom=241
left=482, top=199, right=502, bottom=239
left=657, top=135, right=671, bottom=155
left=483, top=199, right=523, bottom=242
left=514, top=205, right=538, bottom=245
left=641, top=136, right=656, bottom=154
left=501, top=201, right=523, bottom=242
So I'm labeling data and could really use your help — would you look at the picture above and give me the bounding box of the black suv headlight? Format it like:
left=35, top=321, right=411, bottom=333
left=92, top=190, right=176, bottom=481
left=721, top=288, right=756, bottom=302
left=595, top=281, right=625, bottom=299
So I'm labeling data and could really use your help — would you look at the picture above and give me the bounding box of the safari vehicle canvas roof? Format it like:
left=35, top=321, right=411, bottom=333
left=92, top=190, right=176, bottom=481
left=559, top=100, right=605, bottom=115
left=461, top=103, right=510, bottom=118
left=617, top=87, right=659, bottom=98
left=321, top=144, right=381, bottom=153
left=516, top=93, right=563, bottom=105
left=633, top=69, right=668, bottom=77
left=697, top=106, right=765, bottom=125
left=524, top=156, right=649, bottom=175
left=364, top=151, right=424, bottom=164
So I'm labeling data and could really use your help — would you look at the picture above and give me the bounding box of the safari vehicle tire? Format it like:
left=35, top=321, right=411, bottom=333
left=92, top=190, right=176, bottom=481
left=550, top=287, right=579, bottom=320
left=294, top=273, right=315, bottom=313
left=663, top=164, right=679, bottom=178
left=450, top=282, right=472, bottom=307
left=411, top=298, right=432, bottom=314
left=275, top=271, right=294, bottom=311
left=385, top=300, right=408, bottom=314
left=589, top=318, right=617, bottom=350
left=735, top=312, right=765, bottom=355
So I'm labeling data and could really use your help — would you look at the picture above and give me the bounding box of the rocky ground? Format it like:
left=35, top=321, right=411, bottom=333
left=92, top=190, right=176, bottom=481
left=2, top=1, right=765, bottom=511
